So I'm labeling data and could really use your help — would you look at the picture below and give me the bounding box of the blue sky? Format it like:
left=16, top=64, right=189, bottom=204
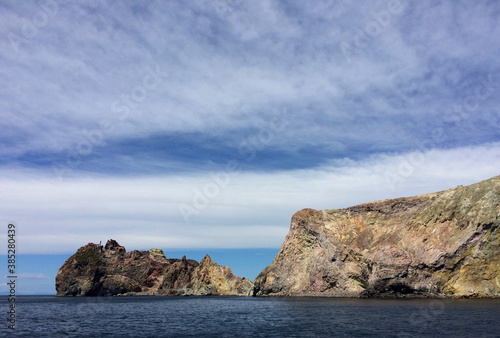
left=1, top=0, right=500, bottom=294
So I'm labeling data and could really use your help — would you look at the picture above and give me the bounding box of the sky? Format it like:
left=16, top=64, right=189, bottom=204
left=0, top=0, right=499, bottom=294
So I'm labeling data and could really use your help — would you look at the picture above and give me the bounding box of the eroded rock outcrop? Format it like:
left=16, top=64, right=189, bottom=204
left=253, top=175, right=500, bottom=298
left=56, top=240, right=253, bottom=296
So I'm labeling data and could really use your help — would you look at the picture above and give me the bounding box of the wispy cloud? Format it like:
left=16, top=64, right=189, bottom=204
left=1, top=143, right=499, bottom=254
left=15, top=273, right=49, bottom=280
left=2, top=1, right=499, bottom=162
left=1, top=1, right=499, bottom=254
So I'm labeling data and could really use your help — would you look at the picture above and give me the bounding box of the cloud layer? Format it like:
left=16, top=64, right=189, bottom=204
left=1, top=143, right=499, bottom=253
left=2, top=1, right=499, bottom=170
left=1, top=1, right=499, bottom=254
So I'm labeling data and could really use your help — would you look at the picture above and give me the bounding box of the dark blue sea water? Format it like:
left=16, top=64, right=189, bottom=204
left=2, top=296, right=499, bottom=337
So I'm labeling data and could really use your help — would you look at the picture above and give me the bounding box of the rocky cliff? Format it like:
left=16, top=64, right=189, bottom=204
left=253, top=175, right=500, bottom=298
left=56, top=240, right=253, bottom=296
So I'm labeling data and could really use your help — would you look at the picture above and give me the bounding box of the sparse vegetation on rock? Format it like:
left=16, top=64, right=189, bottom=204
left=253, top=175, right=500, bottom=298
left=56, top=240, right=252, bottom=296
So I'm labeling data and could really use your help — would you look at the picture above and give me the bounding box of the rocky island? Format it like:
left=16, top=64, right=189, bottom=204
left=57, top=175, right=499, bottom=298
left=253, top=175, right=499, bottom=298
left=56, top=239, right=252, bottom=296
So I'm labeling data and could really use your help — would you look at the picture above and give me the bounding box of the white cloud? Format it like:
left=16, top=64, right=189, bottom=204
left=16, top=273, right=49, bottom=280
left=0, top=143, right=498, bottom=254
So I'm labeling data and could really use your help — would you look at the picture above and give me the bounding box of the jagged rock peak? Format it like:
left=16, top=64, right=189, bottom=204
left=105, top=239, right=125, bottom=253
left=149, top=248, right=166, bottom=259
left=200, top=254, right=214, bottom=264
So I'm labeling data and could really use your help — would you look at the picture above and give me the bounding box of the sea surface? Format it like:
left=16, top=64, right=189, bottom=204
left=2, top=296, right=499, bottom=337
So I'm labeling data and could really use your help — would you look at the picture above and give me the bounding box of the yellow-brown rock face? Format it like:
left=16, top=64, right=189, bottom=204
left=253, top=175, right=500, bottom=298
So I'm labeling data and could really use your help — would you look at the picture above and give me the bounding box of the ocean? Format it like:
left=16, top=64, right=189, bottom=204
left=3, top=296, right=499, bottom=337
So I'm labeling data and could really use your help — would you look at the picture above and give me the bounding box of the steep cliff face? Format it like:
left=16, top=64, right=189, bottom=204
left=253, top=175, right=500, bottom=298
left=56, top=240, right=253, bottom=296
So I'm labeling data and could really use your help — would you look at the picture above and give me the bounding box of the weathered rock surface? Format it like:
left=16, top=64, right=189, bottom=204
left=253, top=175, right=500, bottom=298
left=56, top=239, right=253, bottom=296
